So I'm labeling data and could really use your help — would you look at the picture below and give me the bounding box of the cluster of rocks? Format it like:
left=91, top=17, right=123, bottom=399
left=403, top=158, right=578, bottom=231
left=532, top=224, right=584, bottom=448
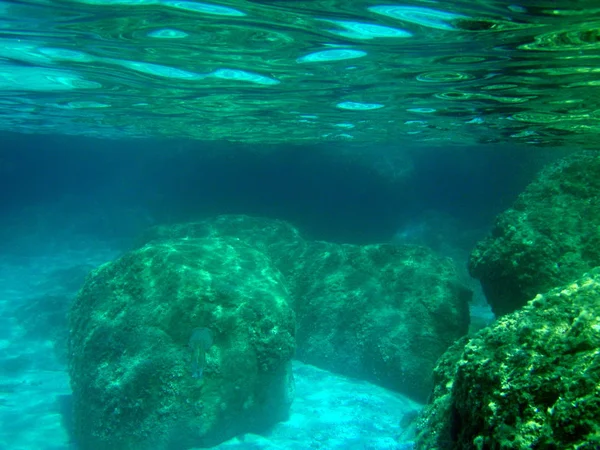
left=415, top=151, right=600, bottom=449
left=69, top=215, right=471, bottom=449
left=469, top=151, right=600, bottom=317
left=68, top=150, right=600, bottom=450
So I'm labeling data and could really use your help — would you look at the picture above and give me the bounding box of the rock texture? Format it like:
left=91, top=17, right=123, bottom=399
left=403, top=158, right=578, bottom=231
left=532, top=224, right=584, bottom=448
left=415, top=269, right=600, bottom=450
left=287, top=240, right=471, bottom=402
left=138, top=215, right=471, bottom=402
left=69, top=237, right=295, bottom=450
left=68, top=214, right=472, bottom=449
left=469, top=151, right=600, bottom=316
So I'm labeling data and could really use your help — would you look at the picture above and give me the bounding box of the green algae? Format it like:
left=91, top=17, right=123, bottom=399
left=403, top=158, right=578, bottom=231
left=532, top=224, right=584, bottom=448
left=470, top=151, right=600, bottom=316
left=415, top=269, right=600, bottom=450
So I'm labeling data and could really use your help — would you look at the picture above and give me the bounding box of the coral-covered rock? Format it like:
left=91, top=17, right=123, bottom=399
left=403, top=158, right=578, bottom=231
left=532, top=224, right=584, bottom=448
left=68, top=237, right=295, bottom=450
left=469, top=151, right=600, bottom=316
left=415, top=269, right=600, bottom=450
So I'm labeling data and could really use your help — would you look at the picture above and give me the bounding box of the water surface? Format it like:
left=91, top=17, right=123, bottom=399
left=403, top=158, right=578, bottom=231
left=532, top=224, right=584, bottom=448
left=1, top=0, right=599, bottom=147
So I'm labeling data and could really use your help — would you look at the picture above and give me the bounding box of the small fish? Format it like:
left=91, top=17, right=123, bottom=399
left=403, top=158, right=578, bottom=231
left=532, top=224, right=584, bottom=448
left=189, top=327, right=213, bottom=379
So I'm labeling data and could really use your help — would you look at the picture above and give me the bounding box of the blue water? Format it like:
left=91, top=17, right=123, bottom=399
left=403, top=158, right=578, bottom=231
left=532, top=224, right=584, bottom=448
left=0, top=0, right=587, bottom=447
left=0, top=132, right=563, bottom=449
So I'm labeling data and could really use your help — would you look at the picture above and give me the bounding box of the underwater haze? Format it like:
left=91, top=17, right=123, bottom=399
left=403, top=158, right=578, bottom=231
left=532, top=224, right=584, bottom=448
left=1, top=1, right=599, bottom=450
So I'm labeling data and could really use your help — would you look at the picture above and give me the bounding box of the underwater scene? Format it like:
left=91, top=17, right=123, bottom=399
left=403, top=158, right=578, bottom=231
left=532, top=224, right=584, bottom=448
left=0, top=0, right=599, bottom=449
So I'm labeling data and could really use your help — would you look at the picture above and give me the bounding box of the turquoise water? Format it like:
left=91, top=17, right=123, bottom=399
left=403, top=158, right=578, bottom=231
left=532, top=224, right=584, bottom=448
left=0, top=1, right=597, bottom=449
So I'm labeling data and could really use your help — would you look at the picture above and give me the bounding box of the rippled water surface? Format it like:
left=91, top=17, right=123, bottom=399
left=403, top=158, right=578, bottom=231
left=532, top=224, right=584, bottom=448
left=2, top=0, right=600, bottom=146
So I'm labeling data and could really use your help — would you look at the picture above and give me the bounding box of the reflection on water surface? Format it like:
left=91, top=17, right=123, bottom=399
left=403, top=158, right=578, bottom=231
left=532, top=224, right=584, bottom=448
left=1, top=0, right=599, bottom=147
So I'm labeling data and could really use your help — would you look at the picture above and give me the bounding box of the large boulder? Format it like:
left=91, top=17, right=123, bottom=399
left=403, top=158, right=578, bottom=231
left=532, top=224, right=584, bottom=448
left=286, top=240, right=471, bottom=403
left=68, top=237, right=295, bottom=450
left=469, top=151, right=600, bottom=316
left=415, top=269, right=600, bottom=450
left=138, top=215, right=472, bottom=402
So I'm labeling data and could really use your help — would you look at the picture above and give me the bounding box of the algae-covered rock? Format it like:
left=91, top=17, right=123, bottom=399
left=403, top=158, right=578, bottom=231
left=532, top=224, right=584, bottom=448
left=287, top=241, right=471, bottom=403
left=68, top=237, right=295, bottom=450
left=469, top=151, right=600, bottom=316
left=415, top=269, right=600, bottom=450
left=137, top=215, right=309, bottom=285
left=138, top=214, right=471, bottom=402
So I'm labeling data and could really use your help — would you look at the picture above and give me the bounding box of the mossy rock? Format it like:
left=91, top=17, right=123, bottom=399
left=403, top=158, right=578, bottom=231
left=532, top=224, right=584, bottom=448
left=137, top=215, right=472, bottom=402
left=68, top=237, right=295, bottom=450
left=282, top=240, right=471, bottom=403
left=469, top=151, right=600, bottom=316
left=415, top=269, right=600, bottom=450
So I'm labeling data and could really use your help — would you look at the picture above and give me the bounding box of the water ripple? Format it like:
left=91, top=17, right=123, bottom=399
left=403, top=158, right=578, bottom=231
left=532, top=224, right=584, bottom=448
left=0, top=0, right=597, bottom=148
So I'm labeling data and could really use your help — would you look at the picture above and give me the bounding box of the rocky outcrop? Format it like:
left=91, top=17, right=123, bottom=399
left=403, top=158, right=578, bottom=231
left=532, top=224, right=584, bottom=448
left=68, top=214, right=473, bottom=449
left=69, top=236, right=295, bottom=450
left=286, top=240, right=471, bottom=402
left=415, top=269, right=600, bottom=450
left=469, top=151, right=600, bottom=316
left=138, top=215, right=471, bottom=402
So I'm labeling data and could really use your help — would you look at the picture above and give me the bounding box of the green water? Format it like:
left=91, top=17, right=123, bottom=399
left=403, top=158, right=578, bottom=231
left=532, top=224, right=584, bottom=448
left=1, top=0, right=600, bottom=146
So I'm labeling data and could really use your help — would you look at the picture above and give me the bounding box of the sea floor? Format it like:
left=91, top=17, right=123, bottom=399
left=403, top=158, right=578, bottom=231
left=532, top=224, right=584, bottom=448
left=0, top=235, right=423, bottom=450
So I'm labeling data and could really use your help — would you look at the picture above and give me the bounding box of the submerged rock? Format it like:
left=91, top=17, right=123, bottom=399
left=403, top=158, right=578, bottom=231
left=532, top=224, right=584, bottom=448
left=139, top=214, right=471, bottom=402
left=469, top=151, right=600, bottom=316
left=287, top=240, right=471, bottom=403
left=414, top=269, right=600, bottom=450
left=68, top=237, right=295, bottom=450
left=69, top=214, right=470, bottom=449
